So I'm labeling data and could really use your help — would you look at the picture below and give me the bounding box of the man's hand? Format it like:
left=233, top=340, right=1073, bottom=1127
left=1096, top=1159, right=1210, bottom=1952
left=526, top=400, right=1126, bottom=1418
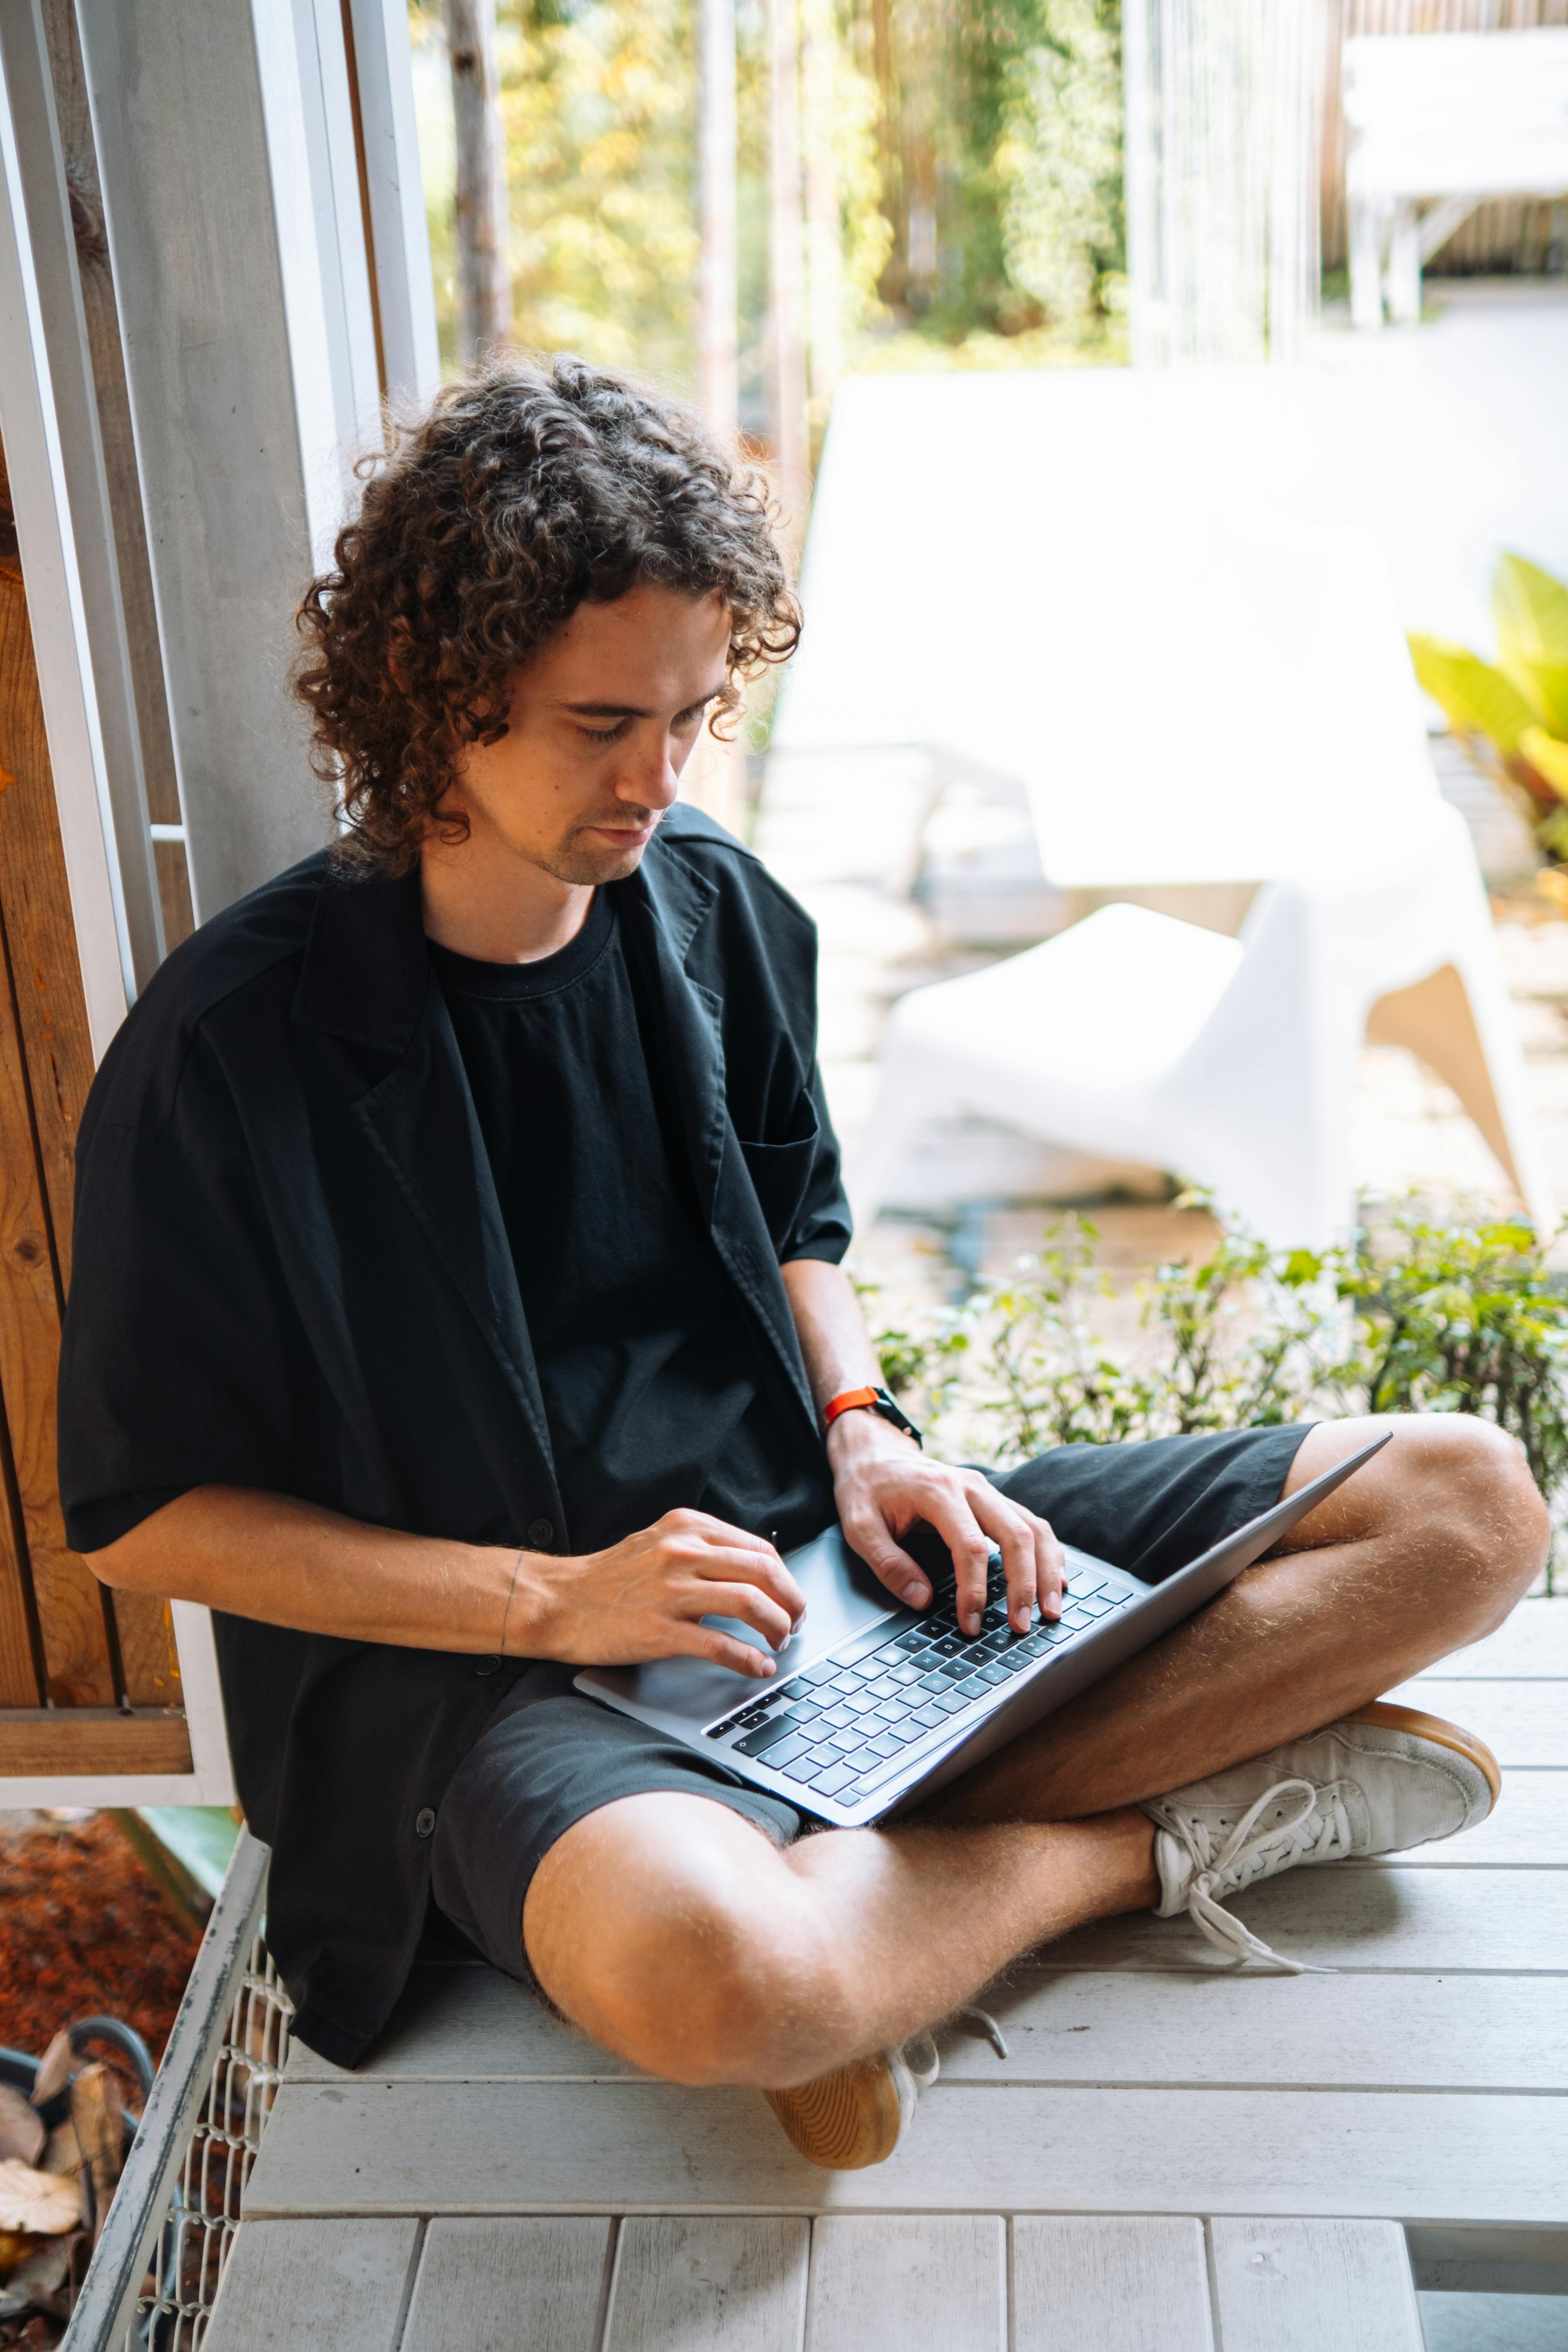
left=828, top=1408, right=1067, bottom=1638
left=515, top=1508, right=806, bottom=1680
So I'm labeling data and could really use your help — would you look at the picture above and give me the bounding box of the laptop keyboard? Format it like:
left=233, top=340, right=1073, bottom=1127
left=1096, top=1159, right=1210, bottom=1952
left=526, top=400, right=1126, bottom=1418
left=704, top=1557, right=1137, bottom=1807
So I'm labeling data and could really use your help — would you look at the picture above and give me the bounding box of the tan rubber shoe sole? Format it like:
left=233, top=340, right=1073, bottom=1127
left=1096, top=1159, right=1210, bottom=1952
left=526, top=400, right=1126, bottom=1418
left=1349, top=1700, right=1501, bottom=1815
left=763, top=2054, right=905, bottom=2170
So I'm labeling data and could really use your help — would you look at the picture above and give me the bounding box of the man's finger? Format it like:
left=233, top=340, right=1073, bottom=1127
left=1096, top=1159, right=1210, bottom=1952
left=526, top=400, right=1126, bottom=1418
left=964, top=1485, right=1060, bottom=1632
left=688, top=1578, right=797, bottom=1653
left=840, top=1504, right=931, bottom=1610
left=683, top=1539, right=806, bottom=1626
left=914, top=1489, right=995, bottom=1635
left=689, top=1623, right=778, bottom=1679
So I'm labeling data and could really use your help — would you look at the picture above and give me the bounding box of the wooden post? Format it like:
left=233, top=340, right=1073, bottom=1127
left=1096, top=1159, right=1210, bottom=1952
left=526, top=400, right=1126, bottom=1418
left=698, top=0, right=739, bottom=441
left=442, top=0, right=511, bottom=360
left=767, top=0, right=809, bottom=556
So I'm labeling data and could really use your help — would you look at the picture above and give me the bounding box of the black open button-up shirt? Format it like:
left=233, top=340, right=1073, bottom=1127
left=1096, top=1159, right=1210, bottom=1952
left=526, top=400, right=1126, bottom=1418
left=57, top=806, right=850, bottom=2065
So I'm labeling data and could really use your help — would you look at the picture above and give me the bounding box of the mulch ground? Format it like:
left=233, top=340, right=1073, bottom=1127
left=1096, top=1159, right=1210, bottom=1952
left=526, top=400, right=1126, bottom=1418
left=0, top=1814, right=197, bottom=2069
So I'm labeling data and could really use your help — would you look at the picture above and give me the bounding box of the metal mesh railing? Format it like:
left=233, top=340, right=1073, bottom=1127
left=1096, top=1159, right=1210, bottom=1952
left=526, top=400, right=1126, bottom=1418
left=124, top=1937, right=294, bottom=2350
left=61, top=1828, right=280, bottom=2352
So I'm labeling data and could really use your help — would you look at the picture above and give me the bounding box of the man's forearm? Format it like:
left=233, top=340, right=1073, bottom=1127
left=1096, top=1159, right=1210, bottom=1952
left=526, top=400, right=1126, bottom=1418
left=87, top=1485, right=524, bottom=1654
left=780, top=1257, right=884, bottom=1413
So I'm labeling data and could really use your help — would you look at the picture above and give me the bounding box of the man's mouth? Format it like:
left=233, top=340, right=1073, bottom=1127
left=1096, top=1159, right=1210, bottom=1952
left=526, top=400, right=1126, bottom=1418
left=582, top=813, right=660, bottom=843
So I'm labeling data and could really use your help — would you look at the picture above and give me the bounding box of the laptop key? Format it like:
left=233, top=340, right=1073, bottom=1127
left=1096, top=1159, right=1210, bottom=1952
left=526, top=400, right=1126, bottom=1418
left=977, top=1664, right=1010, bottom=1686
left=826, top=1729, right=862, bottom=1754
left=812, top=1761, right=858, bottom=1796
left=932, top=1690, right=969, bottom=1715
left=917, top=1670, right=952, bottom=1694
left=955, top=1675, right=990, bottom=1699
left=733, top=1712, right=809, bottom=1757
left=780, top=1754, right=827, bottom=1783
left=866, top=1734, right=903, bottom=1759
left=911, top=1703, right=948, bottom=1727
left=757, top=1732, right=815, bottom=1770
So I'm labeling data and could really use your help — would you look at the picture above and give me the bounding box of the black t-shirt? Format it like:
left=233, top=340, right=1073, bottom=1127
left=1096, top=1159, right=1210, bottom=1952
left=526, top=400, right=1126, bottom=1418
left=425, top=889, right=834, bottom=1555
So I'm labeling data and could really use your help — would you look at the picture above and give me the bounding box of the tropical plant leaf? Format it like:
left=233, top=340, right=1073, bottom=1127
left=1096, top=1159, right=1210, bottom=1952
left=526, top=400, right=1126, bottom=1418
left=1494, top=551, right=1568, bottom=674
left=1516, top=660, right=1568, bottom=738
left=1407, top=635, right=1536, bottom=754
left=1522, top=725, right=1568, bottom=805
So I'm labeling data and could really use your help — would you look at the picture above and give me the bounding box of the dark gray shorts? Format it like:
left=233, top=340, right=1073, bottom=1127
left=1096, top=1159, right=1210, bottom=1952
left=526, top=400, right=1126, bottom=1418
left=430, top=1421, right=1313, bottom=1981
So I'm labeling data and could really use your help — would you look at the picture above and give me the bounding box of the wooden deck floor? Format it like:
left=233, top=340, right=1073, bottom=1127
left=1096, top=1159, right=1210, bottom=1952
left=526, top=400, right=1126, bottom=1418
left=208, top=1601, right=1568, bottom=2349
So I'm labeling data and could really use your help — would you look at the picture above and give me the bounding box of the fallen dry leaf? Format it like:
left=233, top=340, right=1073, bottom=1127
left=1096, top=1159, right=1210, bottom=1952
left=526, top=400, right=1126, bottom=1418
left=0, top=2102, right=40, bottom=2172
left=65, top=2071, right=122, bottom=2240
left=25, top=2044, right=68, bottom=2117
left=0, top=2169, right=79, bottom=2238
left=0, top=2235, right=45, bottom=2282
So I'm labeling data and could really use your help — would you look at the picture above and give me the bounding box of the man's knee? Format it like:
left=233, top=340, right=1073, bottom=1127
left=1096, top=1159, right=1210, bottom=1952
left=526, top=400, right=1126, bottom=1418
left=1385, top=1414, right=1547, bottom=1629
left=523, top=1797, right=839, bottom=2088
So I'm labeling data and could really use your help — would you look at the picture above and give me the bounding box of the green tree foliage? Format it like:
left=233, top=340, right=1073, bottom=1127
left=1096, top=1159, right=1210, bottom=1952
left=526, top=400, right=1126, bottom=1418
left=410, top=0, right=1124, bottom=390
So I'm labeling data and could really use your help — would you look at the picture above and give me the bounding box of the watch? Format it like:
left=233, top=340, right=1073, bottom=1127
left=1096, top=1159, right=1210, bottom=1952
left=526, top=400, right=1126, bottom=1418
left=822, top=1384, right=924, bottom=1449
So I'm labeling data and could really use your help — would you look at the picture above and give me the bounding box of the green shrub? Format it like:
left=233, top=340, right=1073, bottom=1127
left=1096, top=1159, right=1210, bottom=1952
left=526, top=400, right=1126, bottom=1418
left=862, top=1199, right=1568, bottom=1587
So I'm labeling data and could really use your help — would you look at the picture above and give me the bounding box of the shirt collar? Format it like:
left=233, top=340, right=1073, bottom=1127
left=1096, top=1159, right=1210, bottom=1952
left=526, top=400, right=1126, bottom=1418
left=288, top=823, right=718, bottom=1050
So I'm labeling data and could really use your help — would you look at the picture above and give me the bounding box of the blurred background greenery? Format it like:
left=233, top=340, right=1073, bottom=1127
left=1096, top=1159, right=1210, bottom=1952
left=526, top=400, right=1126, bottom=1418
left=408, top=0, right=1126, bottom=425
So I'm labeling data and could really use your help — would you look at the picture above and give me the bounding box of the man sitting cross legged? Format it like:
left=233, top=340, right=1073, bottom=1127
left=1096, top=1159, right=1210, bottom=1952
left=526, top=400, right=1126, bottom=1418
left=63, top=359, right=1543, bottom=2172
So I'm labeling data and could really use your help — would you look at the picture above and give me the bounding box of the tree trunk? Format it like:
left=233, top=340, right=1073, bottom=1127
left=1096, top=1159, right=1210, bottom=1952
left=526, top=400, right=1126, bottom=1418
left=442, top=0, right=510, bottom=359
left=766, top=0, right=809, bottom=553
left=698, top=0, right=738, bottom=440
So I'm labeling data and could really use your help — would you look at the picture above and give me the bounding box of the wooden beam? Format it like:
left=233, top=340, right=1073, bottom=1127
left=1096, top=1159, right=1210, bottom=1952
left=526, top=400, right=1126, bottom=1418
left=0, top=1707, right=192, bottom=1774
left=74, top=0, right=336, bottom=920
left=37, top=0, right=194, bottom=953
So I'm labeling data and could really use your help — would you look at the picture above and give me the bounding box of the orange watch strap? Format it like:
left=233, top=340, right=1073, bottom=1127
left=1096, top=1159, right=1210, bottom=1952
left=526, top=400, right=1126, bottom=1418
left=823, top=1386, right=880, bottom=1427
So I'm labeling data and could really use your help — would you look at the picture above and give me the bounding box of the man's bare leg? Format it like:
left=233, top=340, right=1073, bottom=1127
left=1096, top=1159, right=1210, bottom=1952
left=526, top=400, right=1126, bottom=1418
left=525, top=1789, right=1158, bottom=2089
left=525, top=1412, right=1544, bottom=2095
left=924, top=1414, right=1546, bottom=1827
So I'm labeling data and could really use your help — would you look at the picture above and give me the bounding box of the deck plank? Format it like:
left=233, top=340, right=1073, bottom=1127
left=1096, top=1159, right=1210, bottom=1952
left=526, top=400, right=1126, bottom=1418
left=1042, top=1861, right=1568, bottom=1974
left=805, top=2216, right=1004, bottom=2352
left=933, top=1968, right=1568, bottom=2089
left=287, top=1967, right=642, bottom=2085
left=1379, top=1681, right=1568, bottom=1765
left=1209, top=2219, right=1423, bottom=2352
left=241, top=2081, right=1568, bottom=2224
left=202, top=2219, right=420, bottom=2352
left=1412, top=1601, right=1568, bottom=1679
left=602, top=2218, right=808, bottom=2352
left=400, top=2218, right=612, bottom=2351
left=1011, top=2217, right=1213, bottom=2352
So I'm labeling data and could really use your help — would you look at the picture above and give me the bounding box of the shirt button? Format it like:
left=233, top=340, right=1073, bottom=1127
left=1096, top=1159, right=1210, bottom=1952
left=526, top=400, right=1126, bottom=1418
left=415, top=1807, right=436, bottom=1839
left=475, top=1655, right=503, bottom=1677
left=526, top=1517, right=555, bottom=1549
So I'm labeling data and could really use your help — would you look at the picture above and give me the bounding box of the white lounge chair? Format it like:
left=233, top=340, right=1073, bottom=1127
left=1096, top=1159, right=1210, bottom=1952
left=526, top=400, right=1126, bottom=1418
left=851, top=815, right=1550, bottom=1247
left=777, top=371, right=1552, bottom=1243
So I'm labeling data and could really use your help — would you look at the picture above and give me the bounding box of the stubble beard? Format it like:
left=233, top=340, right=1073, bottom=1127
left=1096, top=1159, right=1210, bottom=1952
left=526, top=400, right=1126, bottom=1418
left=538, top=809, right=664, bottom=887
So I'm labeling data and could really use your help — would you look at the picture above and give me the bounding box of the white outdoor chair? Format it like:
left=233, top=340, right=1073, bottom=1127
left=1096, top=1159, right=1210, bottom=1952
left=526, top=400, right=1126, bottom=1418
left=852, top=808, right=1551, bottom=1247
left=776, top=369, right=1552, bottom=1244
left=1344, top=30, right=1568, bottom=330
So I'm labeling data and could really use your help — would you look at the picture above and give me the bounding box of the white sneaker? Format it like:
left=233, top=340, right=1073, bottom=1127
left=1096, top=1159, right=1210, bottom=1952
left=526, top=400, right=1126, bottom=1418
left=1141, top=1700, right=1500, bottom=1974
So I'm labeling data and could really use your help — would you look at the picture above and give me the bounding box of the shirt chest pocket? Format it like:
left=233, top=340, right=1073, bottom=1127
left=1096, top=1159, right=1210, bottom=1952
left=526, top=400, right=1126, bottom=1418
left=736, top=1121, right=820, bottom=1254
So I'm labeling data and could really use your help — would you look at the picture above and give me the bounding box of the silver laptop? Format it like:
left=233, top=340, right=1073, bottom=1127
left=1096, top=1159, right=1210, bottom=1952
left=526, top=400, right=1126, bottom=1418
left=575, top=1431, right=1389, bottom=1828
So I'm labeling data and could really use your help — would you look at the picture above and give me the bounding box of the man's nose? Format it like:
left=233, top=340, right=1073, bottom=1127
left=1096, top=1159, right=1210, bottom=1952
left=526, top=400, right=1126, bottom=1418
left=614, top=730, right=681, bottom=809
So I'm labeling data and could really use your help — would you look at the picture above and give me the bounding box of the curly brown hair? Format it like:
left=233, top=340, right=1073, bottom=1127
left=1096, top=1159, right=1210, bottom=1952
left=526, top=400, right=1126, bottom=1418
left=294, top=355, right=800, bottom=873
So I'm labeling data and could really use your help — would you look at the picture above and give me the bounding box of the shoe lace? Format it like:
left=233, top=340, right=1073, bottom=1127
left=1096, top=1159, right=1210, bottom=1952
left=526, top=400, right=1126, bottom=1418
left=1173, top=1776, right=1349, bottom=1974
left=902, top=2005, right=1009, bottom=2090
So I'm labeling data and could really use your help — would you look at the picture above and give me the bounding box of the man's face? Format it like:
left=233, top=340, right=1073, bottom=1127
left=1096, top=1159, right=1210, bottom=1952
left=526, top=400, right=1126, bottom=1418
left=437, top=582, right=733, bottom=886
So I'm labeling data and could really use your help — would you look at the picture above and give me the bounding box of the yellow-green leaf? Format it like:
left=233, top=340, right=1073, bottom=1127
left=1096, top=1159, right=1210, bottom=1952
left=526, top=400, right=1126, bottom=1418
left=1513, top=659, right=1568, bottom=738
left=1494, top=551, right=1568, bottom=674
left=1407, top=634, right=1537, bottom=754
left=1521, top=725, right=1568, bottom=804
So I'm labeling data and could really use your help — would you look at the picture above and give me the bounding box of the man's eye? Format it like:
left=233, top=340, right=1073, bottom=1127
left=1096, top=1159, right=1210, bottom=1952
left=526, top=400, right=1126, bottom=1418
left=576, top=721, right=630, bottom=743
